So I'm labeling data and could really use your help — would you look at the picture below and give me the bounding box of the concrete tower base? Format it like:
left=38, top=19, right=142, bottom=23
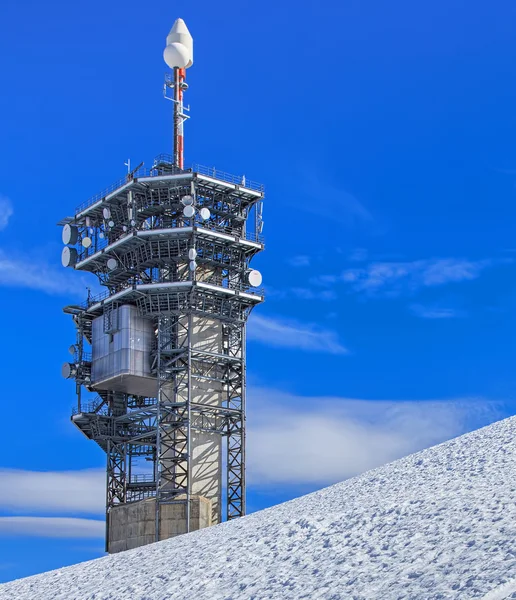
left=107, top=496, right=212, bottom=554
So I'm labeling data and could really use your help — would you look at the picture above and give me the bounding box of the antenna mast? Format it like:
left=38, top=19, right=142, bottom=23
left=164, top=19, right=193, bottom=169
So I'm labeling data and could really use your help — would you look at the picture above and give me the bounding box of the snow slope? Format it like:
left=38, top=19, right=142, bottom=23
left=1, top=416, right=516, bottom=600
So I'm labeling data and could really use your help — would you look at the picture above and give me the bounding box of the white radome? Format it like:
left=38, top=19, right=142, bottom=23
left=163, top=42, right=190, bottom=69
left=188, top=248, right=197, bottom=260
left=107, top=258, right=118, bottom=271
left=61, top=246, right=77, bottom=268
left=82, top=237, right=92, bottom=249
left=199, top=207, right=210, bottom=221
left=183, top=205, right=195, bottom=218
left=189, top=260, right=197, bottom=271
left=165, top=18, right=193, bottom=68
left=247, top=269, right=263, bottom=287
left=62, top=224, right=78, bottom=245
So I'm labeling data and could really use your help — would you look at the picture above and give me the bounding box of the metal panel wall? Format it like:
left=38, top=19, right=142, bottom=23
left=91, top=305, right=154, bottom=386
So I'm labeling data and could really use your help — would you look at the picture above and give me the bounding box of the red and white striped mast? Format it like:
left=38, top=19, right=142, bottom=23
left=164, top=19, right=194, bottom=169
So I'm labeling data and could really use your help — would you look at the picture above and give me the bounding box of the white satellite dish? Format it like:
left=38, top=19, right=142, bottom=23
left=122, top=225, right=127, bottom=232
left=183, top=205, right=195, bottom=218
left=188, top=248, right=197, bottom=260
left=130, top=219, right=136, bottom=227
left=199, top=208, right=210, bottom=221
left=62, top=224, right=78, bottom=245
left=107, top=258, right=118, bottom=271
left=247, top=269, right=263, bottom=287
left=99, top=232, right=105, bottom=239
left=82, top=237, right=92, bottom=248
left=103, top=207, right=111, bottom=220
left=68, top=344, right=76, bottom=356
left=189, top=260, right=197, bottom=271
left=61, top=246, right=78, bottom=267
left=61, top=362, right=76, bottom=379
left=108, top=220, right=115, bottom=228
left=181, top=195, right=194, bottom=206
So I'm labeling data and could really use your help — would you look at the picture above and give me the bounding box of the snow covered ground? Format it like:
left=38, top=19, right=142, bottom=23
left=1, top=416, right=515, bottom=600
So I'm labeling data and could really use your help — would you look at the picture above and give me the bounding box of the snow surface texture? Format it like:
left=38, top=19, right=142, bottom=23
left=1, top=416, right=516, bottom=600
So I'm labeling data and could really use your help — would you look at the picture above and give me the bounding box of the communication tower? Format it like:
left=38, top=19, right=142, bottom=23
left=59, top=19, right=264, bottom=553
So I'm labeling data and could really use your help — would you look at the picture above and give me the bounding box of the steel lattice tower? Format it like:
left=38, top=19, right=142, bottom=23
left=59, top=19, right=264, bottom=553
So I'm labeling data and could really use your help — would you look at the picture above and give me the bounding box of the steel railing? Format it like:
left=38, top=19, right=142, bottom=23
left=71, top=396, right=109, bottom=416
left=75, top=159, right=264, bottom=214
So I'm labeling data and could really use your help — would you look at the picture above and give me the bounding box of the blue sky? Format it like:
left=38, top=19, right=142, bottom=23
left=1, top=0, right=516, bottom=583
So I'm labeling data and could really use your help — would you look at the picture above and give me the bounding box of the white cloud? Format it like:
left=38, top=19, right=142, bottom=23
left=0, top=250, right=90, bottom=297
left=0, top=517, right=104, bottom=539
left=247, top=388, right=501, bottom=486
left=248, top=314, right=348, bottom=355
left=410, top=304, right=464, bottom=319
left=288, top=256, right=310, bottom=267
left=0, top=469, right=105, bottom=515
left=0, top=196, right=13, bottom=230
left=314, top=257, right=504, bottom=297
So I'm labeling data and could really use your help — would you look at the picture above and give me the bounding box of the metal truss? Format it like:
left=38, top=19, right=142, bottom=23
left=64, top=158, right=262, bottom=551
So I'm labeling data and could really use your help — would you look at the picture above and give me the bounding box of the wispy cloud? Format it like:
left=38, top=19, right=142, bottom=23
left=290, top=287, right=336, bottom=301
left=0, top=517, right=104, bottom=539
left=348, top=247, right=368, bottom=262
left=410, top=304, right=465, bottom=319
left=293, top=171, right=373, bottom=227
left=248, top=314, right=348, bottom=355
left=247, top=387, right=502, bottom=486
left=313, top=257, right=505, bottom=298
left=0, top=196, right=13, bottom=231
left=288, top=255, right=311, bottom=267
left=0, top=250, right=90, bottom=297
left=0, top=469, right=105, bottom=515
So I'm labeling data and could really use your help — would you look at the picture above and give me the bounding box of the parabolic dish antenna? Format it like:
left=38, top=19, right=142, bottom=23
left=181, top=195, right=194, bottom=206
left=103, top=207, right=111, bottom=220
left=188, top=248, right=197, bottom=260
left=247, top=269, right=263, bottom=287
left=61, top=363, right=76, bottom=379
left=199, top=208, right=210, bottom=220
left=107, top=258, right=118, bottom=271
left=99, top=232, right=105, bottom=239
left=183, top=205, right=195, bottom=218
left=68, top=344, right=76, bottom=356
left=108, top=220, right=115, bottom=228
left=62, top=224, right=78, bottom=245
left=61, top=246, right=77, bottom=267
left=189, top=260, right=197, bottom=271
left=82, top=237, right=92, bottom=249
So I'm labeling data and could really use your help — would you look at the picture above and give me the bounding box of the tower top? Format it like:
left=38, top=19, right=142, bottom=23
left=163, top=18, right=194, bottom=69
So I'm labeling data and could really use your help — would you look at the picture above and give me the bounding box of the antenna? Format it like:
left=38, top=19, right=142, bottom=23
left=163, top=19, right=194, bottom=169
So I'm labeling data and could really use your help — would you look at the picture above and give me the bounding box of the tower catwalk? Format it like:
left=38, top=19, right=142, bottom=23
left=59, top=19, right=264, bottom=553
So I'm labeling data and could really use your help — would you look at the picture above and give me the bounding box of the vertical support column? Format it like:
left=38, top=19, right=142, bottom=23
left=225, top=322, right=246, bottom=520
left=155, top=315, right=191, bottom=541
left=106, top=439, right=127, bottom=551
left=173, top=67, right=186, bottom=170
